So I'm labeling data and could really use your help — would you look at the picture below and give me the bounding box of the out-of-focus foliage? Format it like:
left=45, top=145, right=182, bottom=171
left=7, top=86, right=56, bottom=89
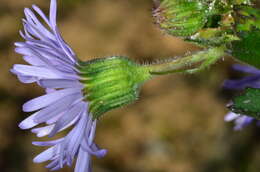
left=229, top=5, right=260, bottom=68
left=230, top=88, right=260, bottom=119
left=0, top=0, right=260, bottom=172
left=230, top=29, right=260, bottom=69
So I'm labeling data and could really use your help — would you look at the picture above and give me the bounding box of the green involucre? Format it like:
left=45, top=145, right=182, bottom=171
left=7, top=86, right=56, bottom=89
left=78, top=57, right=151, bottom=119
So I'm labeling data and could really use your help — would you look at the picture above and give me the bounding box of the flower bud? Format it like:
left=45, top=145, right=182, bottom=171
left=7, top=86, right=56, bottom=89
left=152, top=0, right=243, bottom=47
left=153, top=0, right=211, bottom=37
left=78, top=57, right=151, bottom=118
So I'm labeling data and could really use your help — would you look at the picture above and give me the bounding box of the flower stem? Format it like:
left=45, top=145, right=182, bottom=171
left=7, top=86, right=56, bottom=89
left=145, top=46, right=226, bottom=75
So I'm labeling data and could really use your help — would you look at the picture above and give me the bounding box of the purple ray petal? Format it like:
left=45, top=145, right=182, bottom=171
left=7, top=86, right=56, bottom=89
left=24, top=8, right=55, bottom=40
left=48, top=102, right=85, bottom=137
left=223, top=75, right=260, bottom=90
left=224, top=112, right=239, bottom=122
left=32, top=5, right=50, bottom=26
left=19, top=111, right=40, bottom=129
left=232, top=64, right=260, bottom=74
left=39, top=79, right=82, bottom=88
left=81, top=141, right=107, bottom=158
left=234, top=116, right=254, bottom=130
left=22, top=55, right=45, bottom=66
left=88, top=119, right=96, bottom=145
left=33, top=138, right=64, bottom=147
left=50, top=0, right=57, bottom=27
left=23, top=88, right=80, bottom=112
left=53, top=26, right=76, bottom=63
left=13, top=64, right=62, bottom=79
left=33, top=93, right=81, bottom=123
left=34, top=146, right=56, bottom=163
left=17, top=75, right=38, bottom=83
left=65, top=112, right=90, bottom=160
left=31, top=125, right=54, bottom=137
left=75, top=147, right=91, bottom=172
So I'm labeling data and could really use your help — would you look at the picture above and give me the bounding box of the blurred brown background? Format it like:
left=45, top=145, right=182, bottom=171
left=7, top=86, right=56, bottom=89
left=0, top=0, right=260, bottom=172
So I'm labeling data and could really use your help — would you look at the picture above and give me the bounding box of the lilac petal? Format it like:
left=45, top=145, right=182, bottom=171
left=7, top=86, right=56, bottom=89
left=46, top=112, right=64, bottom=125
left=65, top=112, right=89, bottom=160
left=224, top=112, right=239, bottom=122
left=80, top=119, right=107, bottom=158
left=16, top=46, right=69, bottom=74
left=19, top=111, right=40, bottom=129
left=24, top=20, right=50, bottom=42
left=25, top=42, right=74, bottom=65
left=32, top=5, right=50, bottom=26
left=81, top=141, right=107, bottom=158
left=51, top=164, right=62, bottom=171
left=45, top=88, right=56, bottom=94
left=88, top=120, right=96, bottom=145
left=48, top=103, right=85, bottom=137
left=19, top=29, right=30, bottom=40
left=234, top=116, right=254, bottom=130
left=232, top=64, right=260, bottom=74
left=31, top=125, right=54, bottom=137
left=39, top=79, right=82, bottom=89
left=55, top=115, right=80, bottom=136
left=23, top=55, right=45, bottom=66
left=32, top=114, right=79, bottom=137
left=223, top=75, right=260, bottom=90
left=33, top=138, right=64, bottom=146
left=17, top=75, right=38, bottom=83
left=46, top=159, right=61, bottom=170
left=23, top=88, right=80, bottom=112
left=53, top=26, right=76, bottom=63
left=13, top=64, right=62, bottom=79
left=34, top=146, right=56, bottom=163
left=91, top=144, right=107, bottom=158
left=33, top=93, right=81, bottom=123
left=24, top=8, right=54, bottom=40
left=50, top=0, right=57, bottom=27
left=75, top=148, right=91, bottom=172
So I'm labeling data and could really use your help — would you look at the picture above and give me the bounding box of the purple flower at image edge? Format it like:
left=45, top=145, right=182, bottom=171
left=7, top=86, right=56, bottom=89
left=10, top=0, right=106, bottom=171
left=223, top=64, right=260, bottom=130
left=224, top=112, right=260, bottom=131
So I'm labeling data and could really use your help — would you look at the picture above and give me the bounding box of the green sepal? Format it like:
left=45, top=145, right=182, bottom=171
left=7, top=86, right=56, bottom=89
left=78, top=57, right=151, bottom=119
left=229, top=88, right=260, bottom=120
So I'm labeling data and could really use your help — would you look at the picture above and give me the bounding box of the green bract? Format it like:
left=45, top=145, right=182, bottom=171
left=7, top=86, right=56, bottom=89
left=78, top=57, right=151, bottom=119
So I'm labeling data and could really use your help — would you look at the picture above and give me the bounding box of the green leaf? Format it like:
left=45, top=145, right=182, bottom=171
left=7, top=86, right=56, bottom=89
left=230, top=29, right=260, bottom=69
left=229, top=88, right=260, bottom=120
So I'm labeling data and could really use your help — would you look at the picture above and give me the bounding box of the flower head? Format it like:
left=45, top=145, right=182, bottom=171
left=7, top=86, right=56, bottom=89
left=223, top=64, right=260, bottom=130
left=11, top=0, right=107, bottom=171
left=11, top=0, right=152, bottom=171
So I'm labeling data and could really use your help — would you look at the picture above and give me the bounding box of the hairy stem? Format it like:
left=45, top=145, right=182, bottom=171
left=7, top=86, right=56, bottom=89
left=145, top=46, right=226, bottom=75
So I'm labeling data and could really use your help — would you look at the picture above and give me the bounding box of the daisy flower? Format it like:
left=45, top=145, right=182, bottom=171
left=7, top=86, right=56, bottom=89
left=223, top=64, right=260, bottom=130
left=11, top=0, right=218, bottom=170
left=11, top=0, right=107, bottom=171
